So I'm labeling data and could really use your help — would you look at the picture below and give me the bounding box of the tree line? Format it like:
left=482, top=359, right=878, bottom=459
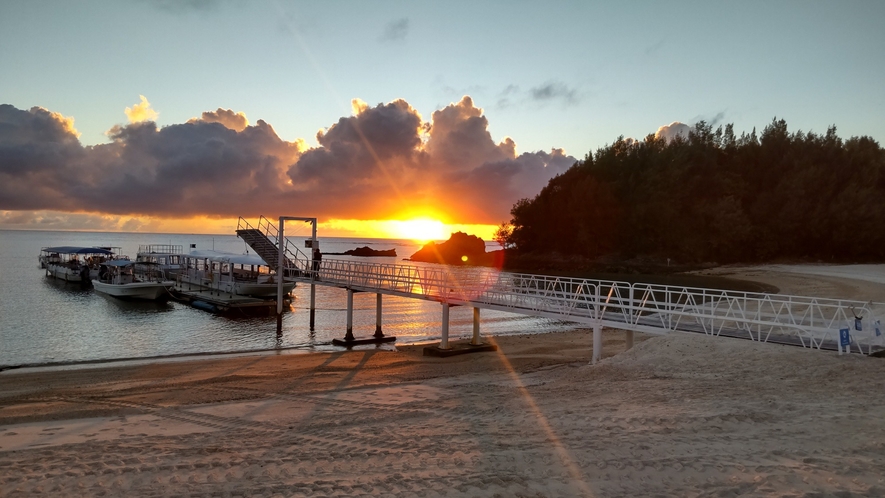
left=498, top=119, right=885, bottom=264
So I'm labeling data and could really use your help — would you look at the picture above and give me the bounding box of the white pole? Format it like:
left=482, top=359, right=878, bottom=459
left=471, top=307, right=481, bottom=345
left=374, top=293, right=383, bottom=338
left=592, top=324, right=602, bottom=364
left=625, top=330, right=634, bottom=350
left=345, top=289, right=355, bottom=341
left=310, top=221, right=317, bottom=330
left=440, top=303, right=450, bottom=349
left=277, top=217, right=284, bottom=315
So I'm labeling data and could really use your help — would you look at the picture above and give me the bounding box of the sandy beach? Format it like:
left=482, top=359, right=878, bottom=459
left=2, top=265, right=885, bottom=497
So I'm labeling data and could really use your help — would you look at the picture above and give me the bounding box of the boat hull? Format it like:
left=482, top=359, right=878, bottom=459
left=176, top=276, right=296, bottom=298
left=46, top=264, right=96, bottom=283
left=93, top=280, right=175, bottom=300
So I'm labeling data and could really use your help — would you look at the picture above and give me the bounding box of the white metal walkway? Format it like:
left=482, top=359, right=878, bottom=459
left=235, top=216, right=884, bottom=358
left=289, top=257, right=884, bottom=356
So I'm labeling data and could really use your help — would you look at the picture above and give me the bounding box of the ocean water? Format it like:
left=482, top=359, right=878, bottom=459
left=0, top=229, right=575, bottom=368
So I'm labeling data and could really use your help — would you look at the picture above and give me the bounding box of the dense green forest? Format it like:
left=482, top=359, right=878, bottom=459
left=500, top=119, right=885, bottom=264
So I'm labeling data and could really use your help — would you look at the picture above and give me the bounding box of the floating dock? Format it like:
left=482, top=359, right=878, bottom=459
left=170, top=286, right=289, bottom=314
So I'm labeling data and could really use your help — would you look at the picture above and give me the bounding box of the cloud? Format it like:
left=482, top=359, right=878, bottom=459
left=379, top=17, right=409, bottom=42
left=125, top=95, right=158, bottom=123
left=0, top=104, right=80, bottom=145
left=485, top=81, right=579, bottom=110
left=655, top=116, right=728, bottom=142
left=188, top=108, right=249, bottom=132
left=654, top=121, right=691, bottom=142
left=644, top=39, right=666, bottom=56
left=705, top=111, right=726, bottom=127
left=425, top=96, right=513, bottom=169
left=141, top=0, right=225, bottom=13
left=530, top=81, right=578, bottom=105
left=0, top=97, right=575, bottom=225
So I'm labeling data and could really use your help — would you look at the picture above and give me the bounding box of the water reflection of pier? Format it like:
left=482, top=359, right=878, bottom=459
left=238, top=216, right=885, bottom=361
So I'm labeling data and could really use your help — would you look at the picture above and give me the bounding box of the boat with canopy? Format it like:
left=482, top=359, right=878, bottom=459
left=92, top=260, right=175, bottom=300
left=39, top=246, right=121, bottom=283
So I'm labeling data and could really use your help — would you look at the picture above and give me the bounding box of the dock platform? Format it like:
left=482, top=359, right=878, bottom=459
left=170, top=287, right=288, bottom=314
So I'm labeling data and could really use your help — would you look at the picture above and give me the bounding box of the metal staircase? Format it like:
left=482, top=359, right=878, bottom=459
left=236, top=216, right=307, bottom=278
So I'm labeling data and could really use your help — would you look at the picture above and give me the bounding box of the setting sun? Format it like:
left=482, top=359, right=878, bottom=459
left=389, top=218, right=447, bottom=242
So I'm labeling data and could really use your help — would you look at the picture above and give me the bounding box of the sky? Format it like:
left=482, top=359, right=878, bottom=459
left=1, top=0, right=883, bottom=239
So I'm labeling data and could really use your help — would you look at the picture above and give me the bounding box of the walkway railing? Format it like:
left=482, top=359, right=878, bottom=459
left=290, top=257, right=884, bottom=355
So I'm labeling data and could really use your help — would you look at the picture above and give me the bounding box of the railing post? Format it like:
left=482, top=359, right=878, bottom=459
left=471, top=307, right=481, bottom=345
left=345, top=289, right=355, bottom=342
left=374, top=293, right=384, bottom=338
left=309, top=220, right=317, bottom=331
left=440, top=303, right=450, bottom=349
left=276, top=217, right=285, bottom=315
left=592, top=323, right=602, bottom=364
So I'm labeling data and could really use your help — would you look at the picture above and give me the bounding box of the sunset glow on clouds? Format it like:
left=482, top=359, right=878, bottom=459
left=0, top=97, right=575, bottom=238
left=124, top=95, right=158, bottom=124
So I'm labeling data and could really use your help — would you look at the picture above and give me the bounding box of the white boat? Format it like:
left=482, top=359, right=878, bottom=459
left=176, top=250, right=295, bottom=298
left=135, top=244, right=185, bottom=280
left=92, top=260, right=175, bottom=300
left=40, top=246, right=120, bottom=283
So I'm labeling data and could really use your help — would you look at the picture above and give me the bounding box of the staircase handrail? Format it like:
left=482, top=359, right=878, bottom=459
left=236, top=216, right=309, bottom=275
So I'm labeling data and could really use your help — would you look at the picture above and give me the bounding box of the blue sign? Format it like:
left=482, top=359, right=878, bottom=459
left=839, top=328, right=851, bottom=347
left=876, top=320, right=882, bottom=337
left=855, top=317, right=863, bottom=331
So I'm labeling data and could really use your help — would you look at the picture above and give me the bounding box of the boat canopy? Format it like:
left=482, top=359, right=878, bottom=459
left=187, top=250, right=269, bottom=266
left=41, top=246, right=115, bottom=255
left=102, top=260, right=136, bottom=267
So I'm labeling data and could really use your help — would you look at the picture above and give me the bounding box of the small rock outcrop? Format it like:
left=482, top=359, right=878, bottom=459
left=325, top=246, right=397, bottom=257
left=409, top=232, right=487, bottom=265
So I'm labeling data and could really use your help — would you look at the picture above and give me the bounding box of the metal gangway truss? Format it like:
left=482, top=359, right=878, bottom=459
left=294, top=258, right=884, bottom=355
left=236, top=216, right=884, bottom=356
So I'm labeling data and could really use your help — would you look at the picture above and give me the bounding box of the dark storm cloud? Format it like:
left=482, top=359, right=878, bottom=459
left=1, top=97, right=575, bottom=224
left=379, top=18, right=409, bottom=42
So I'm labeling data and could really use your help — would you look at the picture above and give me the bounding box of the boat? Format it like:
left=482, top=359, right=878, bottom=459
left=176, top=250, right=296, bottom=298
left=40, top=246, right=121, bottom=283
left=92, top=260, right=175, bottom=300
left=135, top=244, right=185, bottom=280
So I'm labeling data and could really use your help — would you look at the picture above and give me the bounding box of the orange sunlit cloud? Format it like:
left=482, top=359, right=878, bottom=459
left=124, top=95, right=158, bottom=123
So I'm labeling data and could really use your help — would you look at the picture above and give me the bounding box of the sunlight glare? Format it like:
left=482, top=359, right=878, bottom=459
left=392, top=218, right=447, bottom=242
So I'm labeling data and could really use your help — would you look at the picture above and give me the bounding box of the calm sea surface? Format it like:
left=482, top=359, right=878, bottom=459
left=0, top=229, right=574, bottom=368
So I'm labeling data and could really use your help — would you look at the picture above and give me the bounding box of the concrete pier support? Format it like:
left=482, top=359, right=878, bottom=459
left=440, top=303, right=451, bottom=349
left=625, top=329, right=634, bottom=350
left=373, top=293, right=384, bottom=338
left=345, top=289, right=355, bottom=342
left=331, top=289, right=396, bottom=347
left=309, top=282, right=316, bottom=331
left=471, top=307, right=481, bottom=345
left=423, top=304, right=497, bottom=357
left=592, top=324, right=602, bottom=364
